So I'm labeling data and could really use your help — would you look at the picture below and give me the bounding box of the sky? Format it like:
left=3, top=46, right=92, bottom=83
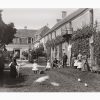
left=2, top=8, right=77, bottom=29
left=1, top=8, right=100, bottom=30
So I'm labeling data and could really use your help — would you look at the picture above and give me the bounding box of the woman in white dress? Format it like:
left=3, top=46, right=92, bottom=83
left=45, top=60, right=51, bottom=71
left=32, top=60, right=39, bottom=74
left=77, top=53, right=83, bottom=71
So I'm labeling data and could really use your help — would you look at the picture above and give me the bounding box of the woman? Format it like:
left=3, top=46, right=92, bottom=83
left=9, top=57, right=18, bottom=78
left=82, top=55, right=90, bottom=71
left=77, top=52, right=83, bottom=71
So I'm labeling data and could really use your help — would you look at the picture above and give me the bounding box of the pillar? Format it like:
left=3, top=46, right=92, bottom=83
left=59, top=43, right=62, bottom=60
left=89, top=9, right=94, bottom=67
left=68, top=21, right=72, bottom=66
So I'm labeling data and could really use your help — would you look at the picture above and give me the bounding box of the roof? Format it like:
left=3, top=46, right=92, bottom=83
left=33, top=26, right=50, bottom=44
left=44, top=8, right=89, bottom=37
left=36, top=26, right=50, bottom=38
left=15, top=29, right=37, bottom=38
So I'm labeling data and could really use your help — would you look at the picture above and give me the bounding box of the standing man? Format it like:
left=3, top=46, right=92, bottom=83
left=63, top=53, right=68, bottom=68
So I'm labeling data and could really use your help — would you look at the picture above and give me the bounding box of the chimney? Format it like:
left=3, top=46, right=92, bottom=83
left=24, top=26, right=27, bottom=29
left=56, top=19, right=61, bottom=23
left=62, top=11, right=67, bottom=19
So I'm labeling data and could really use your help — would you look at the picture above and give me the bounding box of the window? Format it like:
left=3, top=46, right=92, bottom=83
left=48, top=34, right=51, bottom=40
left=20, top=38, right=27, bottom=44
left=35, top=35, right=38, bottom=40
left=52, top=32, right=56, bottom=39
left=56, top=28, right=61, bottom=36
left=61, top=25, right=68, bottom=35
left=32, top=38, right=33, bottom=44
left=28, top=37, right=31, bottom=44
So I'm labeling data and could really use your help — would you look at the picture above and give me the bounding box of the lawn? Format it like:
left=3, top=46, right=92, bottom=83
left=1, top=66, right=100, bottom=92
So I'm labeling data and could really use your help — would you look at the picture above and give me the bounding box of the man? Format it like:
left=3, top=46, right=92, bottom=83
left=63, top=53, right=68, bottom=68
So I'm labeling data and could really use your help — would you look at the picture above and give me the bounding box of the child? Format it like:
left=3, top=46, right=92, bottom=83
left=74, top=57, right=78, bottom=69
left=71, top=54, right=76, bottom=68
left=58, top=60, right=62, bottom=68
left=45, top=60, right=51, bottom=71
left=32, top=60, right=39, bottom=74
left=77, top=57, right=83, bottom=71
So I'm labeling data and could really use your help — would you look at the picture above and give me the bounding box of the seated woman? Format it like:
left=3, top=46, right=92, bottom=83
left=52, top=58, right=58, bottom=68
left=58, top=60, right=63, bottom=68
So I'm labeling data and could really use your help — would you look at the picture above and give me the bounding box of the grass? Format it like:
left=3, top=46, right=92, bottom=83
left=1, top=66, right=100, bottom=92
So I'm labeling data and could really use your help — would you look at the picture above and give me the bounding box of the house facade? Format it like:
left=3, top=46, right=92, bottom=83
left=6, top=26, right=50, bottom=58
left=38, top=8, right=94, bottom=66
left=33, top=26, right=50, bottom=49
left=6, top=28, right=37, bottom=58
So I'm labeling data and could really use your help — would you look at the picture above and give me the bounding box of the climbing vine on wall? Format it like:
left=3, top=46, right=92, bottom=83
left=94, top=31, right=100, bottom=65
left=71, top=25, right=95, bottom=41
left=45, top=35, right=65, bottom=49
left=71, top=25, right=96, bottom=57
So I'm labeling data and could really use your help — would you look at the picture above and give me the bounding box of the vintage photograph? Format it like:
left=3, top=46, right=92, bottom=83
left=0, top=8, right=100, bottom=92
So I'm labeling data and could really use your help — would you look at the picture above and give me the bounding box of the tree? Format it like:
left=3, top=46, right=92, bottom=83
left=0, top=23, right=16, bottom=45
left=22, top=51, right=28, bottom=59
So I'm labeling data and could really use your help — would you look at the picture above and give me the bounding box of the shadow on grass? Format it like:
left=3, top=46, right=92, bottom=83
left=0, top=70, right=28, bottom=88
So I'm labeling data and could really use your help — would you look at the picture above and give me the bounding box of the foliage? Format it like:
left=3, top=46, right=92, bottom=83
left=0, top=23, right=16, bottom=45
left=30, top=43, right=46, bottom=61
left=22, top=51, right=28, bottom=59
left=94, top=31, right=100, bottom=65
left=35, top=43, right=44, bottom=56
left=45, top=35, right=65, bottom=49
left=71, top=26, right=96, bottom=41
left=71, top=26, right=95, bottom=57
left=71, top=38, right=90, bottom=57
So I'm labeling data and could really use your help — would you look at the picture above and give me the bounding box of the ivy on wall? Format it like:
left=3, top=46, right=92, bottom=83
left=71, top=26, right=95, bottom=41
left=71, top=25, right=96, bottom=57
left=45, top=35, right=65, bottom=49
left=94, top=31, right=100, bottom=65
left=71, top=38, right=90, bottom=57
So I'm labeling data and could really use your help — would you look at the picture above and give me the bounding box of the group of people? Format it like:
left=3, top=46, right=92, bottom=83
left=32, top=53, right=68, bottom=74
left=71, top=52, right=90, bottom=71
left=52, top=53, right=68, bottom=69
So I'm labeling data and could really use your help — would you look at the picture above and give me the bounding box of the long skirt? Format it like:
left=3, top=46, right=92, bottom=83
left=10, top=67, right=17, bottom=78
left=77, top=61, right=83, bottom=69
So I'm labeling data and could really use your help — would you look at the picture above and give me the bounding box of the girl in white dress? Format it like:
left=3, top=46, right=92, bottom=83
left=32, top=60, right=39, bottom=74
left=45, top=60, right=51, bottom=71
left=74, top=57, right=78, bottom=69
